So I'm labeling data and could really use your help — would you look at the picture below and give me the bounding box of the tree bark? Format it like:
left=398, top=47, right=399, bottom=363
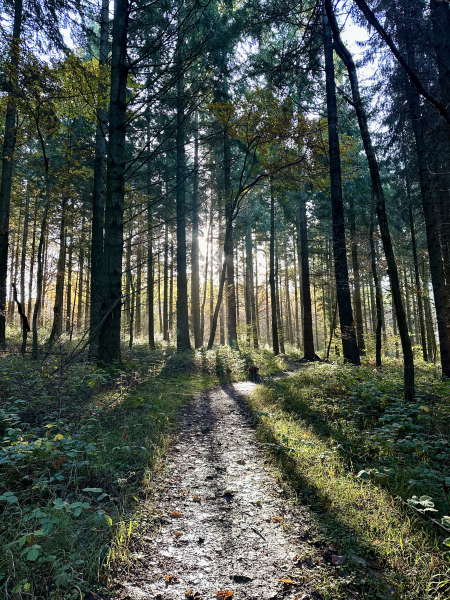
left=276, top=241, right=285, bottom=354
left=147, top=193, right=155, bottom=348
left=405, top=33, right=450, bottom=377
left=98, top=0, right=129, bottom=363
left=65, top=227, right=73, bottom=333
left=175, top=48, right=191, bottom=351
left=20, top=183, right=30, bottom=311
left=163, top=221, right=169, bottom=341
left=322, top=0, right=360, bottom=366
left=27, top=200, right=37, bottom=320
left=348, top=194, right=365, bottom=354
left=269, top=181, right=279, bottom=355
left=369, top=208, right=383, bottom=368
left=191, top=113, right=202, bottom=347
left=32, top=133, right=50, bottom=360
left=0, top=0, right=23, bottom=346
left=409, top=206, right=427, bottom=361
left=224, top=127, right=238, bottom=350
left=89, top=0, right=109, bottom=356
left=327, top=0, right=413, bottom=394
left=299, top=198, right=317, bottom=360
left=48, top=196, right=67, bottom=345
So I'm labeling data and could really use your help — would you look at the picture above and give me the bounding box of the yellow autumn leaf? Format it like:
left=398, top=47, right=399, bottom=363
left=53, top=434, right=64, bottom=441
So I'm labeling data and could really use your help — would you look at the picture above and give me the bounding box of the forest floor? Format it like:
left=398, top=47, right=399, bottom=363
left=1, top=342, right=450, bottom=599
left=105, top=360, right=450, bottom=600
left=110, top=376, right=323, bottom=600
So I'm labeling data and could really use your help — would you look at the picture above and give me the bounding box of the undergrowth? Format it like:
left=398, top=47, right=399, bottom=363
left=246, top=360, right=450, bottom=599
left=0, top=342, right=288, bottom=599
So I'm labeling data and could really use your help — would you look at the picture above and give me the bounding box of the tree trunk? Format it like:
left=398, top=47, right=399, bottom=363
left=245, top=215, right=252, bottom=345
left=322, top=0, right=360, bottom=366
left=163, top=222, right=169, bottom=341
left=27, top=200, right=37, bottom=320
left=32, top=139, right=50, bottom=359
left=201, top=205, right=213, bottom=342
left=431, top=0, right=450, bottom=124
left=224, top=132, right=238, bottom=350
left=20, top=183, right=30, bottom=310
left=136, top=227, right=142, bottom=337
left=175, top=49, right=191, bottom=351
left=348, top=194, right=365, bottom=354
left=77, top=231, right=84, bottom=330
left=0, top=0, right=23, bottom=346
left=169, top=237, right=174, bottom=335
left=265, top=249, right=270, bottom=346
left=97, top=0, right=128, bottom=363
left=48, top=197, right=67, bottom=345
left=406, top=36, right=450, bottom=377
left=191, top=113, right=202, bottom=348
left=276, top=241, right=285, bottom=354
left=270, top=181, right=279, bottom=355
left=147, top=193, right=155, bottom=348
left=327, top=0, right=414, bottom=394
left=369, top=208, right=383, bottom=368
left=299, top=197, right=317, bottom=360
left=409, top=206, right=427, bottom=360
left=65, top=227, right=73, bottom=333
left=89, top=0, right=109, bottom=356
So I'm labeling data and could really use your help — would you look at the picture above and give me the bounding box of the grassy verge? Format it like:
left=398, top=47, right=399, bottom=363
left=0, top=343, right=288, bottom=599
left=246, top=360, right=450, bottom=599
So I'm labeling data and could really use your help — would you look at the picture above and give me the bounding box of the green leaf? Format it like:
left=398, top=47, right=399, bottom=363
left=0, top=492, right=18, bottom=503
left=443, top=538, right=450, bottom=547
left=26, top=545, right=41, bottom=561
left=82, top=488, right=102, bottom=493
left=357, top=470, right=370, bottom=480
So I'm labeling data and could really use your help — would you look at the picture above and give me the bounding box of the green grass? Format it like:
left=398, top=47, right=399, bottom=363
left=0, top=342, right=289, bottom=599
left=245, top=360, right=450, bottom=599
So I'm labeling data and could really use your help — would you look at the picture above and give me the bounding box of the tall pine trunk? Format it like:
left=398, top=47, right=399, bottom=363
left=269, top=181, right=279, bottom=355
left=98, top=0, right=129, bottom=363
left=299, top=197, right=316, bottom=360
left=20, top=183, right=30, bottom=310
left=0, top=0, right=22, bottom=346
left=191, top=113, right=202, bottom=347
left=175, top=48, right=191, bottom=351
left=406, top=33, right=450, bottom=378
left=322, top=0, right=360, bottom=366
left=348, top=195, right=365, bottom=354
left=326, top=0, right=414, bottom=396
left=89, top=0, right=109, bottom=356
left=48, top=196, right=67, bottom=345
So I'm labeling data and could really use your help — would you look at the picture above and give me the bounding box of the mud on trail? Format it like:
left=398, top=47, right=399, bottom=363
left=113, top=379, right=328, bottom=600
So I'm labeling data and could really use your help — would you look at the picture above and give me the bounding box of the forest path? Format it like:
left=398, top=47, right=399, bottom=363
left=115, top=373, right=317, bottom=600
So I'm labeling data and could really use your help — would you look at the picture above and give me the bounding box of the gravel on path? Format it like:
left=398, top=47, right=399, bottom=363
left=114, top=380, right=321, bottom=600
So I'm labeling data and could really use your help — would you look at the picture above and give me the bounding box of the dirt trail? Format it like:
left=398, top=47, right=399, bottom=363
left=115, top=379, right=317, bottom=600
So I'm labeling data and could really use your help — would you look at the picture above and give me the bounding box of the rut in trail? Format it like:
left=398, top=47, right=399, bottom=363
left=115, top=381, right=320, bottom=600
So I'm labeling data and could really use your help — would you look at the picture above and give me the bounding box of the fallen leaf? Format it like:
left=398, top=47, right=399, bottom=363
left=280, top=578, right=297, bottom=585
left=122, top=429, right=128, bottom=440
left=271, top=516, right=284, bottom=522
left=332, top=555, right=346, bottom=566
left=174, top=531, right=183, bottom=537
left=170, top=511, right=182, bottom=518
left=237, top=459, right=246, bottom=465
left=216, top=591, right=233, bottom=599
left=192, top=495, right=202, bottom=503
left=165, top=574, right=177, bottom=583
